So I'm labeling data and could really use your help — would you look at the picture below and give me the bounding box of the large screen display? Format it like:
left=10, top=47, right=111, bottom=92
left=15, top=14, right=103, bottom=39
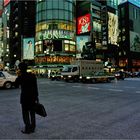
left=130, top=31, right=140, bottom=52
left=76, top=36, right=90, bottom=54
left=108, top=12, right=119, bottom=45
left=77, top=14, right=91, bottom=35
left=118, top=0, right=140, bottom=8
left=23, top=38, right=34, bottom=60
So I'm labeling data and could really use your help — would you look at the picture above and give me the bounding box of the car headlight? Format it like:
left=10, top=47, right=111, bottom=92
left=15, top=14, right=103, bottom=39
left=79, top=76, right=82, bottom=79
left=86, top=76, right=91, bottom=79
left=68, top=75, right=72, bottom=78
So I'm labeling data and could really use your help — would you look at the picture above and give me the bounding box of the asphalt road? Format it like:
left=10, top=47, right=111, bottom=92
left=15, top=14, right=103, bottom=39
left=0, top=78, right=140, bottom=139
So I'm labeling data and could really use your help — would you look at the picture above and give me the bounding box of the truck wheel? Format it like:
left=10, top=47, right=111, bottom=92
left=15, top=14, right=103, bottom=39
left=107, top=78, right=111, bottom=83
left=4, top=82, right=12, bottom=89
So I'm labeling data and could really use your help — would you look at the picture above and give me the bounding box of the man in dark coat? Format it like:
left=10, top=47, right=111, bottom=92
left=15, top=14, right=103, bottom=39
left=15, top=62, right=39, bottom=134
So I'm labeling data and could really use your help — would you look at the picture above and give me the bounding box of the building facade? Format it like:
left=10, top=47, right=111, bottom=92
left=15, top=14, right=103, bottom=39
left=35, top=0, right=76, bottom=74
left=76, top=0, right=119, bottom=72
left=2, top=0, right=35, bottom=69
left=118, top=0, right=140, bottom=71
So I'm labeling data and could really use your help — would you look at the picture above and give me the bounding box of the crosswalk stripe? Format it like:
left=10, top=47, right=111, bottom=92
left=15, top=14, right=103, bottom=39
left=108, top=89, right=123, bottom=92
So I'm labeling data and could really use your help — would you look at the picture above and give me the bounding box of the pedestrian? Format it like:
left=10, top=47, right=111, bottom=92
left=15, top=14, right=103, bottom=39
left=15, top=61, right=39, bottom=134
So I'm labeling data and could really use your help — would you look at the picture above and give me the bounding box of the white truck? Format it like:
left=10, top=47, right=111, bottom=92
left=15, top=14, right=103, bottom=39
left=61, top=60, right=114, bottom=83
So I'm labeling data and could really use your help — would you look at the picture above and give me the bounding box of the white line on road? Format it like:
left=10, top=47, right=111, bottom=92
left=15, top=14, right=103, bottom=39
left=136, top=91, right=140, bottom=93
left=87, top=87, right=100, bottom=90
left=108, top=89, right=123, bottom=92
left=72, top=85, right=82, bottom=88
left=124, top=86, right=136, bottom=89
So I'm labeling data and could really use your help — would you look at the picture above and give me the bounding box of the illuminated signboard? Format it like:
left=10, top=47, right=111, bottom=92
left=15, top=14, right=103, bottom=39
left=23, top=38, right=35, bottom=60
left=4, top=0, right=10, bottom=7
left=36, top=22, right=74, bottom=32
left=77, top=13, right=91, bottom=34
left=35, top=56, right=75, bottom=65
left=130, top=31, right=140, bottom=52
left=108, top=12, right=119, bottom=45
left=76, top=36, right=89, bottom=54
left=119, top=0, right=140, bottom=8
left=101, top=6, right=108, bottom=48
left=36, top=30, right=75, bottom=41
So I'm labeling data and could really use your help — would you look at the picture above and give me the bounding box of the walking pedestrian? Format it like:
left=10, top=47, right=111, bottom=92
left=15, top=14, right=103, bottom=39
left=15, top=61, right=39, bottom=134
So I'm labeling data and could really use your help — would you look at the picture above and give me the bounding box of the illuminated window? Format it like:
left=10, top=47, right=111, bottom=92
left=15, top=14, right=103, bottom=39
left=64, top=44, right=69, bottom=51
left=70, top=45, right=75, bottom=52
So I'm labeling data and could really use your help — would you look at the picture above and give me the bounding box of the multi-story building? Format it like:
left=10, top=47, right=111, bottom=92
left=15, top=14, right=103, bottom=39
left=35, top=0, right=76, bottom=74
left=2, top=0, right=36, bottom=69
left=76, top=0, right=119, bottom=72
left=118, top=0, right=140, bottom=71
left=2, top=0, right=10, bottom=69
left=0, top=0, right=3, bottom=69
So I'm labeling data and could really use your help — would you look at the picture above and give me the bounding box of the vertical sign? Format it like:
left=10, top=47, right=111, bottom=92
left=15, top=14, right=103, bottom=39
left=23, top=38, right=34, bottom=60
left=101, top=6, right=108, bottom=49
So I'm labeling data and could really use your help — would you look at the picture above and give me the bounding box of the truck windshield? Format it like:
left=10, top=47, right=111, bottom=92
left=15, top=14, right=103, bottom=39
left=62, top=67, right=72, bottom=72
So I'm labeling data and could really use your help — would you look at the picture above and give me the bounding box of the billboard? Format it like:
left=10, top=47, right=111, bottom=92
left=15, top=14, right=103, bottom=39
left=118, top=0, right=140, bottom=8
left=77, top=13, right=91, bottom=34
left=76, top=36, right=89, bottom=54
left=4, top=0, right=10, bottom=7
left=130, top=31, right=140, bottom=52
left=108, top=12, right=119, bottom=45
left=23, top=38, right=34, bottom=60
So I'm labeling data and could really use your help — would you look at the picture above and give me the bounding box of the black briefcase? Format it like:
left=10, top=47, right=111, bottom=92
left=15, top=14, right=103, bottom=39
left=34, top=103, right=47, bottom=117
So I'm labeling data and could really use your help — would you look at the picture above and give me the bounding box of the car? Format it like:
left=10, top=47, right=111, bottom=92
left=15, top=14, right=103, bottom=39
left=132, top=71, right=140, bottom=77
left=49, top=72, right=62, bottom=81
left=114, top=71, right=125, bottom=80
left=0, top=71, right=17, bottom=89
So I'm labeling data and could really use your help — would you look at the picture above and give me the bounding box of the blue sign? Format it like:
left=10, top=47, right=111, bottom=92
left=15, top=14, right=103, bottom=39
left=119, top=0, right=140, bottom=8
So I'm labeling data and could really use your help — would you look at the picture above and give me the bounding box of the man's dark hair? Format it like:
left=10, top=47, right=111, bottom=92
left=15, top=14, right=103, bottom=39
left=18, top=62, right=28, bottom=72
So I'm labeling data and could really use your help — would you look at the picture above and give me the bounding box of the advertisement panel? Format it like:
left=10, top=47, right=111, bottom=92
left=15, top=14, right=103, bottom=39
left=35, top=56, right=75, bottom=65
left=23, top=38, right=34, bottom=60
left=130, top=31, right=140, bottom=52
left=101, top=6, right=108, bottom=48
left=4, top=0, right=10, bottom=7
left=77, top=14, right=91, bottom=34
left=76, top=36, right=89, bottom=54
left=108, top=12, right=119, bottom=45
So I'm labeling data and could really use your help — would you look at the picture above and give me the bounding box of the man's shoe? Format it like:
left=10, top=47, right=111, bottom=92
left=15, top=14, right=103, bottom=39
left=30, top=129, right=35, bottom=133
left=21, top=129, right=31, bottom=134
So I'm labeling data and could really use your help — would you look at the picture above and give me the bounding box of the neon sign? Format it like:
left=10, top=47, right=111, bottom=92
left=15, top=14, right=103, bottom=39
left=77, top=13, right=91, bottom=34
left=36, top=30, right=75, bottom=40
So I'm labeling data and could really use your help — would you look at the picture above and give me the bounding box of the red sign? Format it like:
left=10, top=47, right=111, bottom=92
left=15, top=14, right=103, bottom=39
left=77, top=13, right=91, bottom=34
left=0, top=10, right=2, bottom=17
left=4, top=0, right=10, bottom=7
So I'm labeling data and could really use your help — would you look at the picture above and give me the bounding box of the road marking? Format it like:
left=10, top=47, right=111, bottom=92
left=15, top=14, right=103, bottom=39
left=125, top=78, right=140, bottom=81
left=136, top=91, right=140, bottom=93
left=108, top=89, right=123, bottom=92
left=124, top=86, right=135, bottom=89
left=72, top=85, right=82, bottom=88
left=87, top=87, right=100, bottom=90
left=57, top=84, right=65, bottom=86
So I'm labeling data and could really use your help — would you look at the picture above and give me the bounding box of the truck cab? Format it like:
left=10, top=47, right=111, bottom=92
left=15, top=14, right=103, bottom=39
left=61, top=65, right=80, bottom=82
